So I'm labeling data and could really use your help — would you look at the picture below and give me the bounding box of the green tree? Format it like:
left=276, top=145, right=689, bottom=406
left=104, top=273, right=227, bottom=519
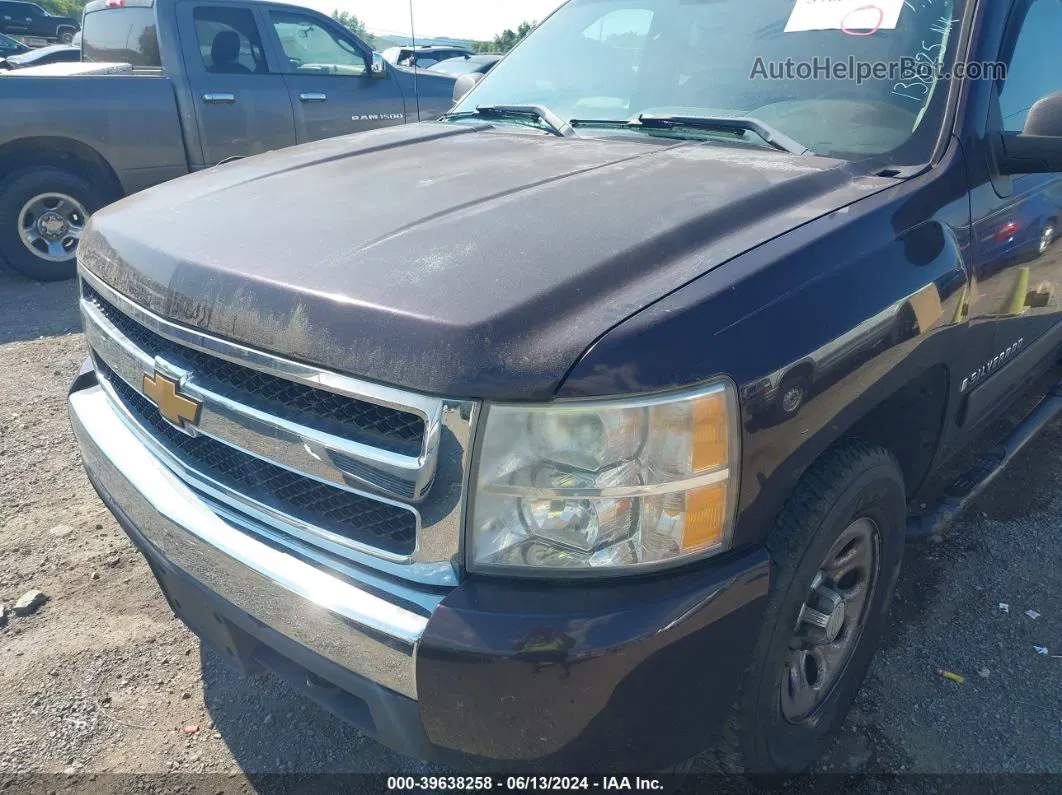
left=37, top=0, right=86, bottom=19
left=331, top=10, right=368, bottom=39
left=331, top=10, right=383, bottom=49
left=476, top=20, right=534, bottom=53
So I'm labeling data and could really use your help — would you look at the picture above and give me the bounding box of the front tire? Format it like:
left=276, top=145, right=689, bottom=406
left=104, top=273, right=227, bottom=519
left=0, top=168, right=104, bottom=281
left=57, top=27, right=76, bottom=44
left=725, top=439, right=905, bottom=773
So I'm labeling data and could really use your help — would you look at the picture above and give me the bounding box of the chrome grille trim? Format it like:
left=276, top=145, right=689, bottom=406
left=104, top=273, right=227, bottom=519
left=80, top=270, right=440, bottom=429
left=82, top=282, right=426, bottom=454
left=93, top=361, right=420, bottom=559
left=83, top=303, right=428, bottom=503
left=79, top=265, right=478, bottom=586
left=81, top=270, right=436, bottom=501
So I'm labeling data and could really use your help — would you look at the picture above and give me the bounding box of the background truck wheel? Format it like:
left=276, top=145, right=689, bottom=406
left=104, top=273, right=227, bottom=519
left=0, top=168, right=103, bottom=281
left=775, top=372, right=811, bottom=420
left=57, top=27, right=77, bottom=44
left=1039, top=221, right=1056, bottom=256
left=724, top=439, right=905, bottom=773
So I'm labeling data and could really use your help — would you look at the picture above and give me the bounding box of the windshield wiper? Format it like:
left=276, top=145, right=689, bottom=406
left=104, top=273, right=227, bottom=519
left=569, top=114, right=811, bottom=155
left=441, top=104, right=573, bottom=137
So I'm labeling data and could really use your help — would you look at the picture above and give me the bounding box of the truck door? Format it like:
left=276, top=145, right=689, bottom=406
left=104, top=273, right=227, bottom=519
left=177, top=2, right=297, bottom=167
left=263, top=8, right=406, bottom=144
left=22, top=3, right=48, bottom=38
left=0, top=2, right=32, bottom=35
left=969, top=0, right=1062, bottom=413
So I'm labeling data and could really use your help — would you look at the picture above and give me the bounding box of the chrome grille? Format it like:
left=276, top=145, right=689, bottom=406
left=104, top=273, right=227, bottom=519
left=97, top=360, right=418, bottom=555
left=78, top=267, right=478, bottom=585
left=83, top=283, right=424, bottom=455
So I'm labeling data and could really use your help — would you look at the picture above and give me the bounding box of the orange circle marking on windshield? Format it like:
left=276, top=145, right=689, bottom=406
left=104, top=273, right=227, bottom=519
left=841, top=5, right=885, bottom=36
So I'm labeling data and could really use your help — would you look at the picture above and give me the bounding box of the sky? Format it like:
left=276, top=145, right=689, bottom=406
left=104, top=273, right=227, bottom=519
left=299, top=0, right=567, bottom=41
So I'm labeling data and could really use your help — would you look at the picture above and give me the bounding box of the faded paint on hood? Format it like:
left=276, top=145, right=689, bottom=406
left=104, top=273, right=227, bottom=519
left=80, top=121, right=878, bottom=399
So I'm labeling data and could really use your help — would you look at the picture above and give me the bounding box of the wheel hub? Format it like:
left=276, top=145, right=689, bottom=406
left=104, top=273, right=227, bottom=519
left=780, top=517, right=880, bottom=724
left=37, top=211, right=70, bottom=239
left=796, top=576, right=846, bottom=643
left=822, top=598, right=846, bottom=643
left=17, top=191, right=88, bottom=263
left=782, top=387, right=803, bottom=413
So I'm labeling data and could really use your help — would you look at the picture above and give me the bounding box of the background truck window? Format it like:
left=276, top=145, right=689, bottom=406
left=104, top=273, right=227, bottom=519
left=81, top=7, right=161, bottom=67
left=270, top=11, right=367, bottom=76
left=193, top=6, right=268, bottom=74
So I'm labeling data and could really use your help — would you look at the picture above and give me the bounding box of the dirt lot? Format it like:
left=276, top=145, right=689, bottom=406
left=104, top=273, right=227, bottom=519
left=1, top=268, right=1061, bottom=785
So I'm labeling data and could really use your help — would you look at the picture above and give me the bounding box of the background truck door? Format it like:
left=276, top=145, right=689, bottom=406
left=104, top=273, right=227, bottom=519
left=177, top=2, right=296, bottom=167
left=0, top=1, right=32, bottom=35
left=264, top=8, right=406, bottom=144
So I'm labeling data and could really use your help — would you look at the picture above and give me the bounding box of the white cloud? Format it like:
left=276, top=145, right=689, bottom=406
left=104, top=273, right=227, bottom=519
left=297, top=0, right=567, bottom=42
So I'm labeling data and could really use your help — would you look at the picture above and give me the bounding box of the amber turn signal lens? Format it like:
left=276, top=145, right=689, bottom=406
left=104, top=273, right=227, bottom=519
left=681, top=483, right=728, bottom=551
left=691, top=393, right=729, bottom=472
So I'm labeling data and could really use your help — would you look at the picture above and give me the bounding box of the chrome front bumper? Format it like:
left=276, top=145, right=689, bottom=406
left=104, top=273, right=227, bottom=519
left=70, top=383, right=440, bottom=699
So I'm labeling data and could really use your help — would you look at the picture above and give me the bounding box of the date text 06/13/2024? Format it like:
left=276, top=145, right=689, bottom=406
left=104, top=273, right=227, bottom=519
left=386, top=777, right=666, bottom=791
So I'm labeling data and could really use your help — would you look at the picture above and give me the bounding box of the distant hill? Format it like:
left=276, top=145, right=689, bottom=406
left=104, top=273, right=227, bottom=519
left=372, top=33, right=482, bottom=49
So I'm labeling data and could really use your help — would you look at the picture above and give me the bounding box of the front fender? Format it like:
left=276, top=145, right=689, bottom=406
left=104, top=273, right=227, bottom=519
left=559, top=143, right=974, bottom=549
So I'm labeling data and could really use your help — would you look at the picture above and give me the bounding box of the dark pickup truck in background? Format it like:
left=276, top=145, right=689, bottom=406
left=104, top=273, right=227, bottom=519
left=0, top=0, right=79, bottom=43
left=0, top=0, right=455, bottom=282
left=68, top=0, right=1062, bottom=778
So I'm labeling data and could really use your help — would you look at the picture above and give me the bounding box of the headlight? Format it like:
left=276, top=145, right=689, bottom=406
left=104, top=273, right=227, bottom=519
left=468, top=379, right=740, bottom=576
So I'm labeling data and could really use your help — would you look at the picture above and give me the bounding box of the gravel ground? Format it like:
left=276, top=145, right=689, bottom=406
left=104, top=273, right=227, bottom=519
left=1, top=268, right=1061, bottom=788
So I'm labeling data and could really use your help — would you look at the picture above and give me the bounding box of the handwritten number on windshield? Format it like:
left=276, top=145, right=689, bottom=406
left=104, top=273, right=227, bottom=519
left=892, top=15, right=954, bottom=104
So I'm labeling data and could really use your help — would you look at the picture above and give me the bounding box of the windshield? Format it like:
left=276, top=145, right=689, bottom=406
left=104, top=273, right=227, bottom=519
left=452, top=0, right=965, bottom=162
left=0, top=33, right=24, bottom=53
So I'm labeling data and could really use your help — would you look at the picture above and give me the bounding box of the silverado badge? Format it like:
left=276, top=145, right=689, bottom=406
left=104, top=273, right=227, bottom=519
left=143, top=369, right=202, bottom=430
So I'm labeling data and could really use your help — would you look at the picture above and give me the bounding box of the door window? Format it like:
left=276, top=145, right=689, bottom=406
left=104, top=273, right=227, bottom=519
left=270, top=11, right=367, bottom=76
left=193, top=6, right=268, bottom=74
left=999, top=0, right=1062, bottom=131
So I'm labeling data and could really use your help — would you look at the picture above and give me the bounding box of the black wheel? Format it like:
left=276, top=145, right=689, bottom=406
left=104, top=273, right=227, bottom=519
left=775, top=372, right=810, bottom=419
left=57, top=28, right=76, bottom=44
left=0, top=168, right=105, bottom=281
left=724, top=439, right=905, bottom=773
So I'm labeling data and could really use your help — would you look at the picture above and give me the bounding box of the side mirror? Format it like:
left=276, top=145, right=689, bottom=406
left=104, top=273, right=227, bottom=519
left=371, top=52, right=386, bottom=77
left=993, top=94, right=1062, bottom=175
left=453, top=72, right=483, bottom=104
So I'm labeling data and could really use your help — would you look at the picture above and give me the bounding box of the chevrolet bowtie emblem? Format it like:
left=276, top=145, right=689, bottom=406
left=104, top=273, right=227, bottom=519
left=143, top=370, right=202, bottom=429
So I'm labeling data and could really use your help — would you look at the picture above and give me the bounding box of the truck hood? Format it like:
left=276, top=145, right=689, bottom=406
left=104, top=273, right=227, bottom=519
left=81, top=122, right=882, bottom=399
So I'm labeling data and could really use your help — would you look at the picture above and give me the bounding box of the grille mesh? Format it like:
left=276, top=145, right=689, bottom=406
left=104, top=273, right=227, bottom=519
left=97, top=361, right=417, bottom=557
left=83, top=284, right=424, bottom=455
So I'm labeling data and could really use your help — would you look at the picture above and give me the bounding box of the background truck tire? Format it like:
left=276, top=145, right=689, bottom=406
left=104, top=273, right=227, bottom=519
left=57, top=27, right=77, bottom=44
left=0, top=168, right=104, bottom=282
left=775, top=371, right=811, bottom=420
left=724, top=439, right=905, bottom=773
